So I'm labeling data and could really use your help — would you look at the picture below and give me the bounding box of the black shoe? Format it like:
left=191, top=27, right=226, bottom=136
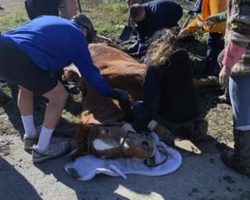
left=160, top=129, right=175, bottom=146
left=221, top=151, right=250, bottom=177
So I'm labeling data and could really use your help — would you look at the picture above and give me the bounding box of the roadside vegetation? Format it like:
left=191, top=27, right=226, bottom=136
left=0, top=11, right=28, bottom=33
left=81, top=0, right=128, bottom=39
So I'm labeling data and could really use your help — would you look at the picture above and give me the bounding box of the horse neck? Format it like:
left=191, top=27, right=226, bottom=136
left=81, top=85, right=124, bottom=124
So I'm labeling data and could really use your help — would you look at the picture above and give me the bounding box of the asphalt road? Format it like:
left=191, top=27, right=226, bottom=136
left=1, top=135, right=250, bottom=200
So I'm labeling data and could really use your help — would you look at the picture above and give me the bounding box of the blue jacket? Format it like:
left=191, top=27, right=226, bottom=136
left=1, top=16, right=112, bottom=96
left=137, top=0, right=183, bottom=42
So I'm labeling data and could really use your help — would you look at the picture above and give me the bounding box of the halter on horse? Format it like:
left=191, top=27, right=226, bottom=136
left=71, top=122, right=156, bottom=160
left=64, top=44, right=169, bottom=166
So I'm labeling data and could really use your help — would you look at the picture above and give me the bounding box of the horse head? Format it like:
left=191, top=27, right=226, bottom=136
left=71, top=122, right=155, bottom=160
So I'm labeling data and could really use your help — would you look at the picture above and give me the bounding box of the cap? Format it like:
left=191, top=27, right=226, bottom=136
left=72, top=13, right=95, bottom=43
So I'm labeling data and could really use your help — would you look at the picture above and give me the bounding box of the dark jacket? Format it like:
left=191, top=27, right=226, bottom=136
left=136, top=0, right=183, bottom=42
left=133, top=49, right=199, bottom=131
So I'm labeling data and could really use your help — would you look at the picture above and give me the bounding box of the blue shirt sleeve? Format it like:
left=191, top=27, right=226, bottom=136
left=72, top=38, right=112, bottom=96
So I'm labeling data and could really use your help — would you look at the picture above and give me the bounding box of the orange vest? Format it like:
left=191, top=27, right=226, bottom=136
left=187, top=0, right=227, bottom=34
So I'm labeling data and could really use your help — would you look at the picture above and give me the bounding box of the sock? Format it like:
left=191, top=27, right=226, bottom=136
left=21, top=115, right=37, bottom=139
left=36, top=126, right=54, bottom=151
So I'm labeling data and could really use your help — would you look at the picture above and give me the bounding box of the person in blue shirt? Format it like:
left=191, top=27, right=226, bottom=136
left=127, top=0, right=183, bottom=56
left=0, top=14, right=129, bottom=163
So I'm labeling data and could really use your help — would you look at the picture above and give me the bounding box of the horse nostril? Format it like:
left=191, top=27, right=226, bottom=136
left=141, top=140, right=150, bottom=149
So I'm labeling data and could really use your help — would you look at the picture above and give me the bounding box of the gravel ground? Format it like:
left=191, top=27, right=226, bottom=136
left=0, top=1, right=250, bottom=200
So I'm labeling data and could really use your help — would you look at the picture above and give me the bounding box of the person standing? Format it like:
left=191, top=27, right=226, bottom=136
left=205, top=11, right=230, bottom=104
left=178, top=0, right=227, bottom=76
left=0, top=14, right=130, bottom=163
left=218, top=0, right=250, bottom=176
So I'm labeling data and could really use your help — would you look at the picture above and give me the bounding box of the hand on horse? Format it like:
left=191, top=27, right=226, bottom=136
left=110, top=88, right=130, bottom=102
left=109, top=88, right=133, bottom=122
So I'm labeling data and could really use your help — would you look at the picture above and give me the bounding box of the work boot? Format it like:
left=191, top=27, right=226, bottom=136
left=221, top=129, right=250, bottom=177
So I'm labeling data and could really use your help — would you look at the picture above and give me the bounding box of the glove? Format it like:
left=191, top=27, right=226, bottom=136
left=205, top=11, right=227, bottom=27
left=110, top=88, right=130, bottom=102
left=109, top=88, right=133, bottom=121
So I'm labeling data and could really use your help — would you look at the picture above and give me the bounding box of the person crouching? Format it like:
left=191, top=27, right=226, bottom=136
left=132, top=29, right=199, bottom=145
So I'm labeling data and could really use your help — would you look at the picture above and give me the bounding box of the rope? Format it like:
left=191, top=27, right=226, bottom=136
left=144, top=145, right=169, bottom=168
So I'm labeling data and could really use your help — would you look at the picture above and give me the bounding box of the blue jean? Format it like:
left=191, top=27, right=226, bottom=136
left=229, top=76, right=250, bottom=130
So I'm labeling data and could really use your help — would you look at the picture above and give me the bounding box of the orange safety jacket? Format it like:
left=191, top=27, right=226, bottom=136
left=187, top=0, right=227, bottom=34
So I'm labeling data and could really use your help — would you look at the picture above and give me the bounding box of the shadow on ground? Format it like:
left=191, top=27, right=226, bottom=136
left=0, top=157, right=41, bottom=200
left=32, top=136, right=250, bottom=200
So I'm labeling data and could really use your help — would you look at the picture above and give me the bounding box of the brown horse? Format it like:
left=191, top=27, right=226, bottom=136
left=65, top=43, right=155, bottom=159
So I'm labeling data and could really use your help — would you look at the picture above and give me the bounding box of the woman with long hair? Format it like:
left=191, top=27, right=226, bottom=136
left=132, top=29, right=199, bottom=144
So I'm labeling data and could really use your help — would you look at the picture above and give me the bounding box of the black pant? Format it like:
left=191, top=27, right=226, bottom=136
left=25, top=0, right=63, bottom=20
left=0, top=39, right=58, bottom=94
left=205, top=32, right=225, bottom=76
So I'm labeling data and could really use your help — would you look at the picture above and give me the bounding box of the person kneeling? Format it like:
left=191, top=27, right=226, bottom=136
left=132, top=29, right=199, bottom=145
